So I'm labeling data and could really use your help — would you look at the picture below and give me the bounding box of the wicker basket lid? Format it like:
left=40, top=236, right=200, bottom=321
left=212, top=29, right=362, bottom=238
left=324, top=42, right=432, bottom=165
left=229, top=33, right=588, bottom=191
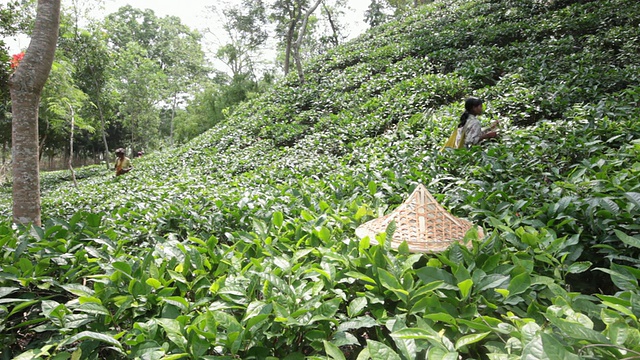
left=355, top=184, right=483, bottom=253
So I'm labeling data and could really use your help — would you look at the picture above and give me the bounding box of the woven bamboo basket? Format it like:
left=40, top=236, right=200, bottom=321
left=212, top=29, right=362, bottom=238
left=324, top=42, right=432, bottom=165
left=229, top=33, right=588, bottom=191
left=355, top=184, right=483, bottom=253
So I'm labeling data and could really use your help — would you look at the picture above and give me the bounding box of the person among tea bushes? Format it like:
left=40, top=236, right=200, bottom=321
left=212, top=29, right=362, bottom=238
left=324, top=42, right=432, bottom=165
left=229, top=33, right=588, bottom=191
left=114, top=148, right=133, bottom=176
left=458, top=97, right=499, bottom=146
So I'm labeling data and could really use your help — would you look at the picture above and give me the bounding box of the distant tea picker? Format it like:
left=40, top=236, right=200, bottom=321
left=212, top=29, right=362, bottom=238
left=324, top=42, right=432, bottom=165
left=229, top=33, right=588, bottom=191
left=114, top=148, right=133, bottom=176
left=441, top=97, right=499, bottom=150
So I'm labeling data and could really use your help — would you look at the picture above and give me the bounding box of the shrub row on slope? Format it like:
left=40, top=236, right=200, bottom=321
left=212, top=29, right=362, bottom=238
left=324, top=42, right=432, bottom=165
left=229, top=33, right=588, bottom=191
left=1, top=0, right=640, bottom=358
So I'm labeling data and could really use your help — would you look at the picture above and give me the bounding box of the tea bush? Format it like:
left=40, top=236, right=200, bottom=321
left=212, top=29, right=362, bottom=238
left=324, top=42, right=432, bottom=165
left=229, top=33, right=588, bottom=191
left=1, top=0, right=640, bottom=358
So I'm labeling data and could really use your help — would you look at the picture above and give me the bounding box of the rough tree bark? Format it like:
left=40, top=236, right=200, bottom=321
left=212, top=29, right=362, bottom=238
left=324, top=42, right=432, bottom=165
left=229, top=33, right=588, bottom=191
left=9, top=0, right=61, bottom=226
left=283, top=4, right=300, bottom=76
left=293, top=0, right=323, bottom=83
left=92, top=76, right=110, bottom=169
left=323, top=2, right=339, bottom=47
left=169, top=92, right=177, bottom=147
left=67, top=103, right=77, bottom=187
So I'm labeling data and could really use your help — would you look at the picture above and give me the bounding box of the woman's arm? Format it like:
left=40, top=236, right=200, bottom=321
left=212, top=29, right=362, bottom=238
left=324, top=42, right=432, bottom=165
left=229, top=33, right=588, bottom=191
left=480, top=131, right=498, bottom=140
left=480, top=120, right=499, bottom=140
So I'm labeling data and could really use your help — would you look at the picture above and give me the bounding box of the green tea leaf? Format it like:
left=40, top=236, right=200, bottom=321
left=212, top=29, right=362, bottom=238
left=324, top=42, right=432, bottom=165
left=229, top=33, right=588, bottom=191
left=425, top=347, right=459, bottom=360
left=541, top=333, right=580, bottom=360
left=156, top=318, right=188, bottom=351
left=507, top=272, right=531, bottom=296
left=546, top=314, right=609, bottom=343
left=624, top=192, right=640, bottom=209
left=356, top=348, right=370, bottom=360
left=348, top=297, right=367, bottom=317
left=566, top=261, right=592, bottom=274
left=367, top=339, right=401, bottom=360
left=596, top=265, right=639, bottom=292
left=521, top=335, right=544, bottom=360
left=316, top=226, right=331, bottom=242
left=457, top=279, right=473, bottom=299
left=332, top=331, right=360, bottom=347
left=615, top=230, right=640, bottom=249
left=112, top=261, right=132, bottom=277
left=608, top=321, right=629, bottom=346
left=424, top=313, right=456, bottom=326
left=159, top=353, right=189, bottom=360
left=368, top=181, right=377, bottom=195
left=316, top=298, right=341, bottom=318
left=476, top=274, right=508, bottom=293
left=337, top=316, right=378, bottom=332
left=272, top=211, right=284, bottom=228
left=146, top=278, right=163, bottom=289
left=391, top=327, right=439, bottom=341
left=378, top=269, right=404, bottom=292
left=76, top=302, right=110, bottom=316
left=162, top=296, right=190, bottom=311
left=324, top=340, right=346, bottom=360
left=58, top=331, right=122, bottom=349
left=454, top=332, right=489, bottom=350
left=60, top=283, right=94, bottom=297
left=0, top=287, right=19, bottom=298
left=345, top=271, right=377, bottom=285
left=411, top=280, right=445, bottom=298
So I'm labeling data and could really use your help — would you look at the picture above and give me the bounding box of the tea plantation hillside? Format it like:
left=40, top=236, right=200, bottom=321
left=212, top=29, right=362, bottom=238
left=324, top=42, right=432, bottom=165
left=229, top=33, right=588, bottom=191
left=2, top=0, right=640, bottom=358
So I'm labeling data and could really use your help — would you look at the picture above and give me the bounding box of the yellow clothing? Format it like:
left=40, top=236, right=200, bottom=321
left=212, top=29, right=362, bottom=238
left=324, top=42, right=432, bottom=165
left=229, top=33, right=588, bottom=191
left=115, top=156, right=132, bottom=175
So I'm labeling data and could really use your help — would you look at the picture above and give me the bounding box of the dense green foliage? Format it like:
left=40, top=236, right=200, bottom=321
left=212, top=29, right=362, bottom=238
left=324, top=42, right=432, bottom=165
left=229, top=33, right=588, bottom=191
left=2, top=0, right=640, bottom=358
left=0, top=0, right=30, bottom=162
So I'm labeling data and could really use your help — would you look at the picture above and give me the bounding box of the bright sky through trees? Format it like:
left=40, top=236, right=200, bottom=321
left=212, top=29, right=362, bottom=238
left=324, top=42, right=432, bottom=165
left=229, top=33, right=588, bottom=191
left=2, top=0, right=369, bottom=73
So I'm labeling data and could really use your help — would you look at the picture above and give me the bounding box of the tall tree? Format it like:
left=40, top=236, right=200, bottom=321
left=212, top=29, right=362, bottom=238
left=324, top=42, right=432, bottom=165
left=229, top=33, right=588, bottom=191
left=292, top=0, right=322, bottom=82
left=209, top=0, right=268, bottom=80
left=112, top=42, right=165, bottom=153
left=1, top=1, right=33, bottom=168
left=296, top=0, right=347, bottom=60
left=366, top=0, right=429, bottom=24
left=365, top=0, right=388, bottom=27
left=319, top=0, right=346, bottom=48
left=59, top=0, right=113, bottom=167
left=104, top=6, right=207, bottom=151
left=9, top=0, right=61, bottom=225
left=155, top=15, right=208, bottom=147
left=72, top=26, right=116, bottom=167
left=40, top=57, right=91, bottom=183
left=271, top=0, right=323, bottom=79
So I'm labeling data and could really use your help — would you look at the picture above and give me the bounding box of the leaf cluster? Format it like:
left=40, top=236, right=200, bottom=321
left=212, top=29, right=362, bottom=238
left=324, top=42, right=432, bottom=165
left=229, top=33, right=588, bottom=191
left=1, top=0, right=640, bottom=358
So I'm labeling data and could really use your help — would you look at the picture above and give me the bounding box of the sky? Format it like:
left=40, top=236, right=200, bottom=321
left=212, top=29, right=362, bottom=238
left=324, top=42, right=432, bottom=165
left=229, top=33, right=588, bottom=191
left=2, top=0, right=370, bottom=72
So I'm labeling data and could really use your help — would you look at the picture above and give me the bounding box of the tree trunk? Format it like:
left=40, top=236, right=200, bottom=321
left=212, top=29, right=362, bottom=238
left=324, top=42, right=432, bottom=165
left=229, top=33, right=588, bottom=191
left=323, top=3, right=339, bottom=47
left=284, top=15, right=297, bottom=75
left=130, top=115, right=135, bottom=157
left=9, top=0, right=61, bottom=226
left=100, top=110, right=110, bottom=168
left=93, top=77, right=110, bottom=169
left=68, top=103, right=77, bottom=187
left=0, top=143, right=9, bottom=184
left=293, top=0, right=323, bottom=83
left=169, top=92, right=177, bottom=147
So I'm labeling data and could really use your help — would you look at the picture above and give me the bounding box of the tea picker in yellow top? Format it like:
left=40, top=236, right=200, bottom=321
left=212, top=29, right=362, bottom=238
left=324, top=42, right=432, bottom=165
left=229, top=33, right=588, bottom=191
left=441, top=97, right=499, bottom=150
left=114, top=148, right=133, bottom=176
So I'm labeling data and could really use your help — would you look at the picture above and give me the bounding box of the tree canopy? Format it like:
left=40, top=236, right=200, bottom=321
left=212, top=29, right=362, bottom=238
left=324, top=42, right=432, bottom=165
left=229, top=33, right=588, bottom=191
left=2, top=0, right=640, bottom=357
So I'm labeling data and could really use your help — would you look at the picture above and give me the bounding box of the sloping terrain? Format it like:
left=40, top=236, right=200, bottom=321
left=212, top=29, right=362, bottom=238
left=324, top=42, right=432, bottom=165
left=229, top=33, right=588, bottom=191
left=1, top=0, right=640, bottom=358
